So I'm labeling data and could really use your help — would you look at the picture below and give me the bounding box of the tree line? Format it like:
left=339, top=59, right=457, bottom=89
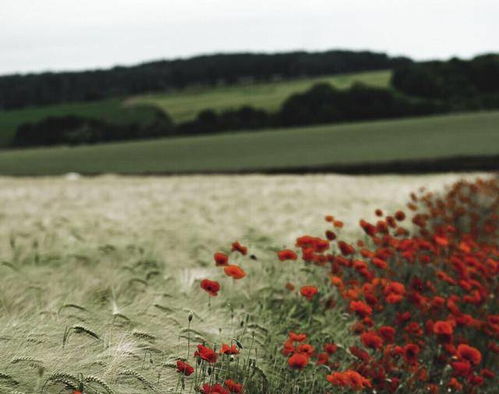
left=13, top=112, right=174, bottom=147
left=392, top=54, right=499, bottom=109
left=0, top=50, right=410, bottom=110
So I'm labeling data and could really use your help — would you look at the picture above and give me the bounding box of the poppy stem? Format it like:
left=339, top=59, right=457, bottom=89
left=186, top=318, right=191, bottom=358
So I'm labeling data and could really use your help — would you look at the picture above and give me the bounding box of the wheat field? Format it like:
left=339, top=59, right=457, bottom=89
left=0, top=173, right=486, bottom=393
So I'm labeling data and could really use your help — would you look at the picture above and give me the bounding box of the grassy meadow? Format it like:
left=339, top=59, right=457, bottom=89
left=0, top=100, right=162, bottom=148
left=0, top=110, right=497, bottom=176
left=0, top=70, right=391, bottom=147
left=128, top=70, right=391, bottom=123
left=0, top=173, right=482, bottom=393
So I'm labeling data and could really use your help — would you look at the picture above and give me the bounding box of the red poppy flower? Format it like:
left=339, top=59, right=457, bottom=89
left=277, top=249, right=298, bottom=261
left=405, top=322, right=423, bottom=337
left=214, top=252, right=229, bottom=266
left=326, top=371, right=347, bottom=386
left=223, top=265, right=246, bottom=279
left=200, top=279, right=221, bottom=296
left=434, top=234, right=449, bottom=246
left=384, top=281, right=406, bottom=304
left=386, top=216, right=397, bottom=228
left=451, top=361, right=471, bottom=377
left=360, top=220, right=377, bottom=237
left=430, top=296, right=446, bottom=309
left=285, top=282, right=295, bottom=291
left=457, top=344, right=482, bottom=365
left=349, top=346, right=370, bottom=362
left=327, top=370, right=371, bottom=390
left=447, top=377, right=463, bottom=391
left=371, top=257, right=388, bottom=270
left=353, top=260, right=368, bottom=271
left=402, top=344, right=420, bottom=365
left=468, top=374, right=484, bottom=386
left=338, top=241, right=355, bottom=256
left=281, top=339, right=295, bottom=356
left=395, top=210, right=406, bottom=221
left=224, top=379, right=243, bottom=393
left=316, top=352, right=329, bottom=365
left=220, top=344, right=239, bottom=355
left=330, top=275, right=343, bottom=288
left=325, top=230, right=337, bottom=240
left=376, top=220, right=389, bottom=234
left=194, top=344, right=218, bottom=363
left=349, top=300, right=372, bottom=318
left=288, top=332, right=307, bottom=342
left=300, top=285, right=318, bottom=300
left=324, top=343, right=338, bottom=355
left=201, top=383, right=230, bottom=394
left=296, top=343, right=315, bottom=355
left=379, top=326, right=396, bottom=343
left=384, top=281, right=406, bottom=295
left=345, top=370, right=372, bottom=390
left=231, top=241, right=247, bottom=255
left=288, top=353, right=309, bottom=369
left=360, top=331, right=384, bottom=349
left=394, top=312, right=411, bottom=325
left=176, top=360, right=194, bottom=376
left=433, top=321, right=454, bottom=336
left=296, top=235, right=328, bottom=251
left=351, top=321, right=366, bottom=335
left=386, top=294, right=404, bottom=304
left=375, top=209, right=383, bottom=217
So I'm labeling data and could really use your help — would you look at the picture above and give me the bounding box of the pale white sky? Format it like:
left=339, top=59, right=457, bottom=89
left=1, top=0, right=497, bottom=75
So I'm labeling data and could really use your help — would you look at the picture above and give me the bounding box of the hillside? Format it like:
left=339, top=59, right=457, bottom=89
left=0, top=99, right=161, bottom=147
left=0, top=111, right=497, bottom=175
left=129, top=70, right=391, bottom=123
left=0, top=70, right=390, bottom=147
left=0, top=50, right=406, bottom=110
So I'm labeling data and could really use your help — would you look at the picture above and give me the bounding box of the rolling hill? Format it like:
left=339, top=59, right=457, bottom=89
left=128, top=70, right=391, bottom=123
left=0, top=70, right=391, bottom=147
left=0, top=99, right=161, bottom=147
left=0, top=110, right=496, bottom=175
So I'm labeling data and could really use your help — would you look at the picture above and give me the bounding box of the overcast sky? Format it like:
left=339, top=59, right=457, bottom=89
left=1, top=0, right=497, bottom=75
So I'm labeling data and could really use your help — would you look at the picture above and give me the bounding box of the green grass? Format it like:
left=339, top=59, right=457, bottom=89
left=0, top=111, right=497, bottom=175
left=128, top=70, right=391, bottom=123
left=0, top=99, right=161, bottom=147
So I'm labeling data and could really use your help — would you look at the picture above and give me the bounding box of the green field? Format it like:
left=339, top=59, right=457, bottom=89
left=0, top=111, right=497, bottom=175
left=129, top=70, right=391, bottom=123
left=0, top=70, right=391, bottom=148
left=0, top=99, right=162, bottom=147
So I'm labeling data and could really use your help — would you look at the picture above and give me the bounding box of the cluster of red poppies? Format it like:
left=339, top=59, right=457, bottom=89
left=195, top=178, right=497, bottom=392
left=277, top=178, right=498, bottom=392
left=175, top=343, right=244, bottom=393
left=200, top=243, right=249, bottom=297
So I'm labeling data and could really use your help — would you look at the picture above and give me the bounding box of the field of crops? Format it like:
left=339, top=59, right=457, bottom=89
left=0, top=100, right=162, bottom=148
left=128, top=70, right=391, bottom=123
left=0, top=110, right=497, bottom=176
left=0, top=70, right=390, bottom=148
left=1, top=172, right=495, bottom=393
